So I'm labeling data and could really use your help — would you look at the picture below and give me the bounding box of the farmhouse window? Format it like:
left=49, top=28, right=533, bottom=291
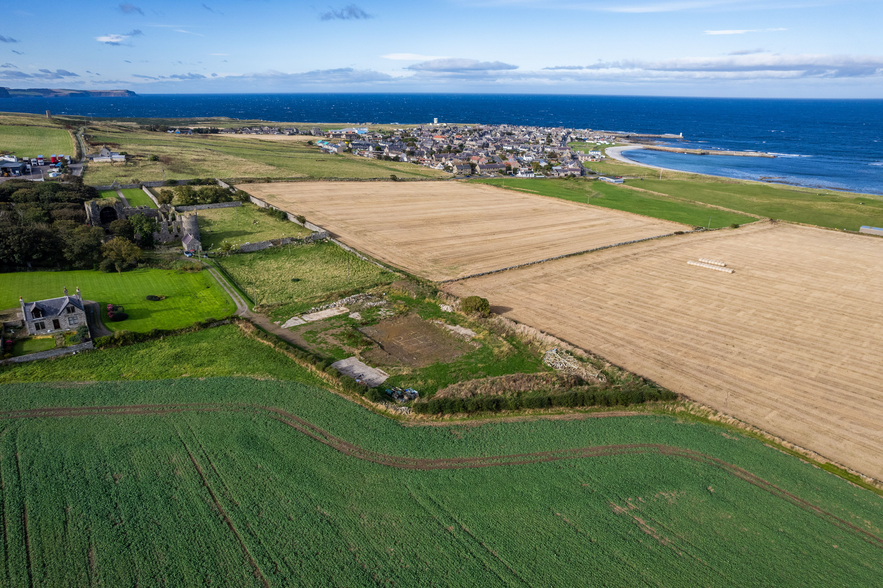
left=66, top=306, right=76, bottom=314
left=68, top=316, right=78, bottom=325
left=35, top=321, right=46, bottom=330
left=32, top=309, right=42, bottom=319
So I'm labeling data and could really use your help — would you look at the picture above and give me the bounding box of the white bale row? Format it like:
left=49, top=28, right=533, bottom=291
left=698, top=258, right=726, bottom=267
left=688, top=260, right=735, bottom=274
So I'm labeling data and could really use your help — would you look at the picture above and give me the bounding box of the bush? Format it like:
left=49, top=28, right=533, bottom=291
left=146, top=295, right=165, bottom=301
left=730, top=223, right=740, bottom=229
left=110, top=312, right=129, bottom=322
left=69, top=324, right=90, bottom=343
left=461, top=296, right=490, bottom=317
left=295, top=215, right=306, bottom=224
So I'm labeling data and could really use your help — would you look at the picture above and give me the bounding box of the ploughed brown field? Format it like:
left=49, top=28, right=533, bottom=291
left=446, top=221, right=883, bottom=481
left=242, top=181, right=683, bottom=281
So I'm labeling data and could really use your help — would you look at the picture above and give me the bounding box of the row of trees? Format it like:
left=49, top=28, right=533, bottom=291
left=156, top=184, right=247, bottom=207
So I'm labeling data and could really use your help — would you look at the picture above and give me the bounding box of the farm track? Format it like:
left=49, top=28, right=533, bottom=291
left=3, top=402, right=883, bottom=551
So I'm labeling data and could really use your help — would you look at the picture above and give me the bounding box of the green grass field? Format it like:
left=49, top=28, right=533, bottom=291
left=81, top=123, right=447, bottom=184
left=11, top=336, right=56, bottom=357
left=631, top=179, right=883, bottom=231
left=0, top=123, right=74, bottom=159
left=119, top=187, right=157, bottom=208
left=476, top=178, right=757, bottom=228
left=0, top=370, right=881, bottom=586
left=216, top=241, right=398, bottom=319
left=0, top=324, right=323, bottom=384
left=197, top=203, right=311, bottom=250
left=0, top=268, right=235, bottom=333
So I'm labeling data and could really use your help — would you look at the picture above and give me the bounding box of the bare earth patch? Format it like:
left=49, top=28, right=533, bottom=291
left=446, top=221, right=883, bottom=481
left=360, top=314, right=471, bottom=367
left=242, top=181, right=683, bottom=281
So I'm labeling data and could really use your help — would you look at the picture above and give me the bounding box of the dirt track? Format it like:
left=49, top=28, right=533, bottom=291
left=242, top=181, right=683, bottom=280
left=3, top=402, right=881, bottom=549
left=446, top=221, right=883, bottom=481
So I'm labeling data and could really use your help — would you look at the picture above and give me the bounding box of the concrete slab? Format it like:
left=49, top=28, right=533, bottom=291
left=281, top=306, right=349, bottom=329
left=331, top=356, right=389, bottom=387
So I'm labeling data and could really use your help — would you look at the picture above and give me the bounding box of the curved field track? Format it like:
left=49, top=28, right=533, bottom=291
left=447, top=221, right=883, bottom=481
left=3, top=402, right=882, bottom=550
left=242, top=181, right=683, bottom=280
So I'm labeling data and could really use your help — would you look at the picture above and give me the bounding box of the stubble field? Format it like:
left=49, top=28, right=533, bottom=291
left=446, top=221, right=883, bottom=481
left=242, top=181, right=684, bottom=280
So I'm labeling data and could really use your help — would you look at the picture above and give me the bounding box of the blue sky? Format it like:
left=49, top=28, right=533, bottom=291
left=2, top=0, right=882, bottom=97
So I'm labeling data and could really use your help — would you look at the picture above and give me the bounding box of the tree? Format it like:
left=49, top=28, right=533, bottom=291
left=59, top=224, right=105, bottom=269
left=173, top=185, right=197, bottom=206
left=109, top=218, right=135, bottom=241
left=156, top=189, right=174, bottom=205
left=101, top=237, right=142, bottom=274
left=128, top=214, right=158, bottom=249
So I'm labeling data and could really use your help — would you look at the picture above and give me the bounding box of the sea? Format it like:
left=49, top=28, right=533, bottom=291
left=3, top=93, right=881, bottom=194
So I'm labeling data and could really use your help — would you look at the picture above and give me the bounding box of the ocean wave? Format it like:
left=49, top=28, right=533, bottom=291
left=768, top=152, right=812, bottom=158
left=870, top=162, right=883, bottom=166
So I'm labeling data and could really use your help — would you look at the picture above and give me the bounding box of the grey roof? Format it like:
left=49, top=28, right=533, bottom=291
left=23, top=295, right=83, bottom=319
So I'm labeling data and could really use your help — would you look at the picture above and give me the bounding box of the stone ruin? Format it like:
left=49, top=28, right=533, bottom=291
left=85, top=200, right=200, bottom=249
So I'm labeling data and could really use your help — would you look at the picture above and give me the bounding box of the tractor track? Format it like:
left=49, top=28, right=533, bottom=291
left=2, top=402, right=882, bottom=550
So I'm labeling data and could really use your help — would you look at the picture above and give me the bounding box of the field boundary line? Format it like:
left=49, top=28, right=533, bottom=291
left=614, top=183, right=767, bottom=220
left=5, top=402, right=883, bottom=550
left=440, top=231, right=695, bottom=283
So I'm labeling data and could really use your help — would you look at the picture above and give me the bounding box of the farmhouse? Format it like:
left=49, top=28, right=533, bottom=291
left=87, top=146, right=126, bottom=163
left=19, top=287, right=87, bottom=335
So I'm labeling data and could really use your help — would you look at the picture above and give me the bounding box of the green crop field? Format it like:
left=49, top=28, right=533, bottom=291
left=0, top=268, right=235, bottom=333
left=216, top=241, right=398, bottom=319
left=0, top=371, right=881, bottom=587
left=0, top=123, right=74, bottom=158
left=630, top=179, right=883, bottom=231
left=476, top=178, right=757, bottom=228
left=197, top=203, right=312, bottom=250
left=119, top=187, right=157, bottom=208
left=80, top=123, right=447, bottom=184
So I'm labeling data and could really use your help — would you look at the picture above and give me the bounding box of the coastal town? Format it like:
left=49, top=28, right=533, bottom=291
left=212, top=123, right=627, bottom=177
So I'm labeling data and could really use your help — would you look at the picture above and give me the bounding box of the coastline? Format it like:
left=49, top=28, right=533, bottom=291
left=604, top=145, right=878, bottom=197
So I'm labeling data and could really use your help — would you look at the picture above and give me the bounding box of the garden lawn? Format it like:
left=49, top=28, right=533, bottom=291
left=476, top=178, right=757, bottom=228
left=120, top=188, right=157, bottom=208
left=0, top=268, right=235, bottom=333
left=632, top=179, right=883, bottom=231
left=0, top=324, right=324, bottom=385
left=0, top=123, right=74, bottom=158
left=11, top=336, right=56, bottom=357
left=216, top=241, right=398, bottom=320
left=197, top=203, right=311, bottom=250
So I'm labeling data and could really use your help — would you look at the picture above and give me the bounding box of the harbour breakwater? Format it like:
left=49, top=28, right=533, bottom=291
left=644, top=145, right=775, bottom=158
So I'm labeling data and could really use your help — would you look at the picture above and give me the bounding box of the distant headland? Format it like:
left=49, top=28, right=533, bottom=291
left=0, top=88, right=136, bottom=98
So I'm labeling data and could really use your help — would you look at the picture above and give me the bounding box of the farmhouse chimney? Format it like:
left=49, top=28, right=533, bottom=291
left=64, top=286, right=69, bottom=297
left=76, top=286, right=81, bottom=300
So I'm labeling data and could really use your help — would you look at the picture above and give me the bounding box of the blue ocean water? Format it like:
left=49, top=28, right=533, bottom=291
left=2, top=93, right=881, bottom=194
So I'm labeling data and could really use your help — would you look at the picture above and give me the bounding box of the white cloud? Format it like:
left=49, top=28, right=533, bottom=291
left=407, top=58, right=518, bottom=72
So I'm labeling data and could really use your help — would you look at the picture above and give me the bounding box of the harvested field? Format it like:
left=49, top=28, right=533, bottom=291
left=242, top=181, right=684, bottom=280
left=446, top=221, right=883, bottom=481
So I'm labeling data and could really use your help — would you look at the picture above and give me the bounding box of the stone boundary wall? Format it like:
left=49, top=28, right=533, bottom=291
left=239, top=232, right=327, bottom=253
left=439, top=230, right=701, bottom=283
left=142, top=185, right=161, bottom=207
left=175, top=201, right=243, bottom=212
left=91, top=181, right=166, bottom=191
left=240, top=190, right=394, bottom=272
left=216, top=179, right=231, bottom=189
left=3, top=341, right=94, bottom=365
